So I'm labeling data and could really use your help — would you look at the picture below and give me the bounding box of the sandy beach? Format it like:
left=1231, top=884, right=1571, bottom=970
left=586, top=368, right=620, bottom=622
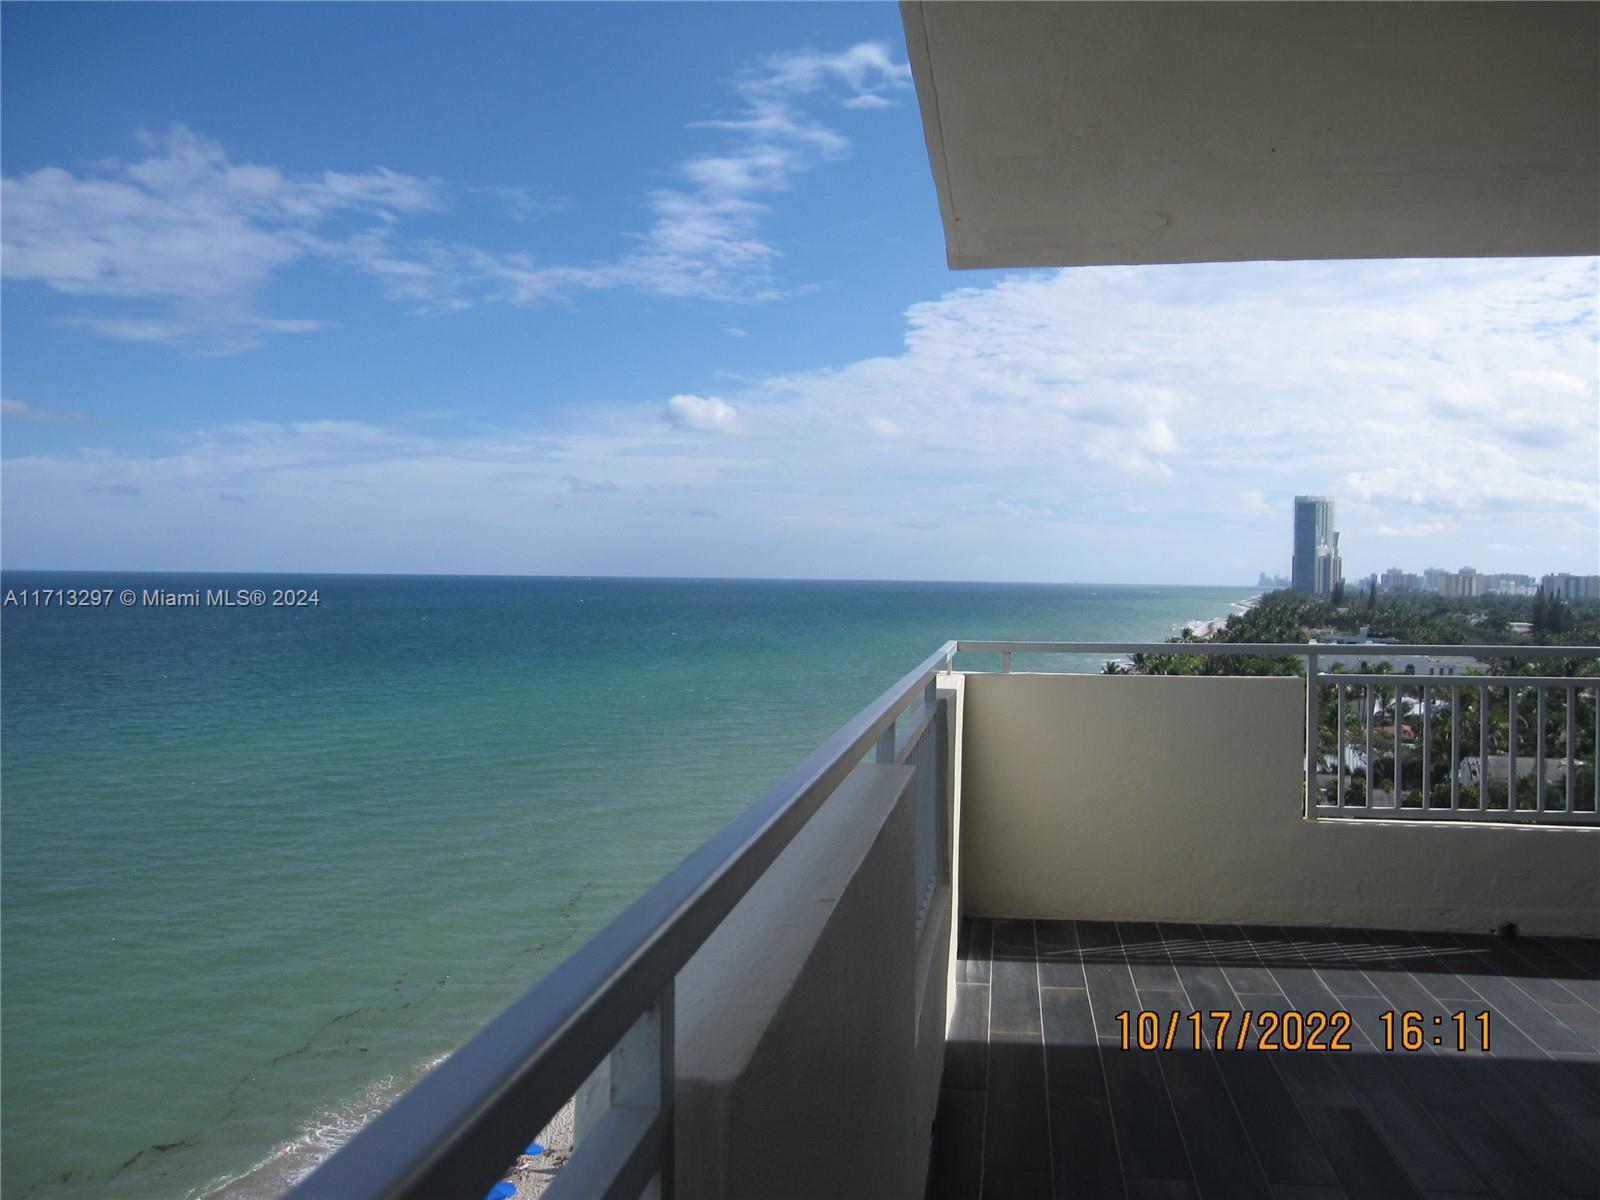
left=502, top=1099, right=575, bottom=1198
left=1181, top=593, right=1260, bottom=640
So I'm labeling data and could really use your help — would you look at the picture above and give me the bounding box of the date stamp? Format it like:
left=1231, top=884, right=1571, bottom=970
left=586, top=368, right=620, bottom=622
left=3, top=586, right=322, bottom=609
left=1115, top=1009, right=1490, bottom=1052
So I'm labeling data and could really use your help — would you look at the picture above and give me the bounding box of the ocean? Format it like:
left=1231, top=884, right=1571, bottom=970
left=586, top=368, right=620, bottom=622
left=0, top=573, right=1249, bottom=1199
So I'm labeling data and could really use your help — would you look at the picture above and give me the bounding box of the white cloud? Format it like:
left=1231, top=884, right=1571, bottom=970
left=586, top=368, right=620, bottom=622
left=3, top=41, right=909, bottom=352
left=1372, top=521, right=1449, bottom=538
left=664, top=394, right=740, bottom=434
left=563, top=475, right=619, bottom=494
left=2, top=398, right=87, bottom=424
left=5, top=259, right=1594, bottom=582
left=601, top=41, right=910, bottom=301
left=1235, top=490, right=1271, bottom=516
left=1340, top=454, right=1596, bottom=515
left=1, top=126, right=445, bottom=352
left=738, top=42, right=910, bottom=105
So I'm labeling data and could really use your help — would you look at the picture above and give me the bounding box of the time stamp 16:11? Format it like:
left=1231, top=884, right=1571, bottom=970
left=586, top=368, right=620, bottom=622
left=1115, top=1009, right=1491, bottom=1052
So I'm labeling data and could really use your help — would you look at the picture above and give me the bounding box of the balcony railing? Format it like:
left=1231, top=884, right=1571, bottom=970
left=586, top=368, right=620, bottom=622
left=290, top=641, right=960, bottom=1200
left=960, top=640, right=1600, bottom=826
left=289, top=638, right=1595, bottom=1200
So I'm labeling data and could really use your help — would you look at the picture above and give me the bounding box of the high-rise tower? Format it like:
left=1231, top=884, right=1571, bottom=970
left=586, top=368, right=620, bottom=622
left=1291, top=496, right=1341, bottom=596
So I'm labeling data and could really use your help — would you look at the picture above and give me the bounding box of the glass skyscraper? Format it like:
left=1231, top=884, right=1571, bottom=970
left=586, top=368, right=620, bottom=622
left=1291, top=495, right=1341, bottom=595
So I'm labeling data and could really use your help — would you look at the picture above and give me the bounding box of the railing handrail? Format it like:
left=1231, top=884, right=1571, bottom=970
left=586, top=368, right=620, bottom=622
left=955, top=639, right=1598, bottom=661
left=290, top=640, right=959, bottom=1200
left=954, top=639, right=1598, bottom=828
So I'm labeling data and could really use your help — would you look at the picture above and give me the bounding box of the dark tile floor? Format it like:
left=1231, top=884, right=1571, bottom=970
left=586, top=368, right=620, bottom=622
left=926, top=919, right=1600, bottom=1200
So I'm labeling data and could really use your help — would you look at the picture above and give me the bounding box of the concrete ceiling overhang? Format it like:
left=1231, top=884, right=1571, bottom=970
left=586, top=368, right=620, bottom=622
left=900, top=1, right=1600, bottom=268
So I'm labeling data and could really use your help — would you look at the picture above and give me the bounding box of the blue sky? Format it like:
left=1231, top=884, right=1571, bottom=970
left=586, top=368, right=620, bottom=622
left=3, top=2, right=1596, bottom=584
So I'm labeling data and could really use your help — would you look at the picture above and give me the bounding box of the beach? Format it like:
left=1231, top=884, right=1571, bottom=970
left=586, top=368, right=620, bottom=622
left=1184, top=591, right=1261, bottom=638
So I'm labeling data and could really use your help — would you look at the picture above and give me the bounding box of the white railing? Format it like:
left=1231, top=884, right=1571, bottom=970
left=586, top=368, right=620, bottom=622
left=1315, top=672, right=1599, bottom=822
left=955, top=640, right=1600, bottom=826
left=892, top=689, right=950, bottom=931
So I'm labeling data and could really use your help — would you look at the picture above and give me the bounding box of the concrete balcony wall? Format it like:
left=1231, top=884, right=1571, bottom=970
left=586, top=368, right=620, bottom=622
left=960, top=673, right=1600, bottom=938
left=674, top=761, right=948, bottom=1199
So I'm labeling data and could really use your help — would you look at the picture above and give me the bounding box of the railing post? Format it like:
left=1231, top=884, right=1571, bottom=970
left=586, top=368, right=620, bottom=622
left=1536, top=686, right=1547, bottom=813
left=1567, top=686, right=1577, bottom=811
left=1305, top=652, right=1319, bottom=818
left=1365, top=683, right=1375, bottom=808
left=1507, top=685, right=1518, bottom=812
left=566, top=985, right=675, bottom=1200
left=1335, top=681, right=1346, bottom=809
left=1421, top=682, right=1432, bottom=807
left=935, top=695, right=950, bottom=887
left=1394, top=681, right=1404, bottom=806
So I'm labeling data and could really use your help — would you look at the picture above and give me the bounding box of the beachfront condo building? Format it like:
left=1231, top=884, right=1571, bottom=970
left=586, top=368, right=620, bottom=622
left=293, top=6, right=1599, bottom=1199
left=1292, top=495, right=1342, bottom=597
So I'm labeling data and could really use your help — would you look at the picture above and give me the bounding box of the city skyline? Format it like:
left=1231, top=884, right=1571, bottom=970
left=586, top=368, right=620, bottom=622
left=1269, top=491, right=1598, bottom=598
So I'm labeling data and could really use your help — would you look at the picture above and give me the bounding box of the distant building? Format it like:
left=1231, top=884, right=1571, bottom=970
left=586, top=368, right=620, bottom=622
left=1291, top=496, right=1341, bottom=596
left=1479, top=573, right=1536, bottom=597
left=1441, top=566, right=1481, bottom=598
left=1309, top=632, right=1487, bottom=676
left=1257, top=572, right=1290, bottom=589
left=1378, top=567, right=1421, bottom=593
left=1541, top=573, right=1600, bottom=602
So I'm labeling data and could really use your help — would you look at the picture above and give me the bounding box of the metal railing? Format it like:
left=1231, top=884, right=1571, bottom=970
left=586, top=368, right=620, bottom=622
left=1315, top=671, right=1599, bottom=822
left=289, top=641, right=959, bottom=1200
left=956, top=639, right=1599, bottom=826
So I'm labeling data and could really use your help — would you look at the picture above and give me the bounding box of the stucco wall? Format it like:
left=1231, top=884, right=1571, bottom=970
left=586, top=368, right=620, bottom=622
left=674, top=761, right=946, bottom=1199
left=960, top=673, right=1599, bottom=937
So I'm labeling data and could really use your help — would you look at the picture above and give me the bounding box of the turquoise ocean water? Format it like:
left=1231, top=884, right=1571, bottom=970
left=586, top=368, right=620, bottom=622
left=1, top=574, right=1249, bottom=1198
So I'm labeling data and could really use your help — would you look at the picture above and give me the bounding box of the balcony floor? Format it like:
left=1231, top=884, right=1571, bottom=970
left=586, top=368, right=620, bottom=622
left=926, top=919, right=1600, bottom=1200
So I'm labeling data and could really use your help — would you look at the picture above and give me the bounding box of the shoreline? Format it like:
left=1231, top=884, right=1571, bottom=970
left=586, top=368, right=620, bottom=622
left=1182, top=591, right=1261, bottom=640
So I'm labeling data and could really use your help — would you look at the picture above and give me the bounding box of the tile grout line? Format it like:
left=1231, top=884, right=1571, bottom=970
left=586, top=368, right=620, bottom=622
left=1534, top=935, right=1600, bottom=990
left=1245, top=926, right=1351, bottom=1194
left=1473, top=932, right=1600, bottom=1048
left=1158, top=922, right=1276, bottom=1198
left=1342, top=927, right=1550, bottom=1195
left=1075, top=920, right=1132, bottom=1200
left=1434, top=931, right=1577, bottom=1061
left=1115, top=920, right=1201, bottom=1198
left=1314, top=926, right=1495, bottom=1197
left=1028, top=920, right=1055, bottom=1200
left=979, top=926, right=991, bottom=1199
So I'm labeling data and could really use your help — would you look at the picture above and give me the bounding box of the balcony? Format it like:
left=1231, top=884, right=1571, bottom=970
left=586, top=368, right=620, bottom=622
left=292, top=642, right=1598, bottom=1200
left=931, top=917, right=1599, bottom=1199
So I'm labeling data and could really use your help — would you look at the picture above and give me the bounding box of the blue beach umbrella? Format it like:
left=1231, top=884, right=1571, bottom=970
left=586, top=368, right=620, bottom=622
left=524, top=1142, right=545, bottom=1157
left=485, top=1183, right=516, bottom=1200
